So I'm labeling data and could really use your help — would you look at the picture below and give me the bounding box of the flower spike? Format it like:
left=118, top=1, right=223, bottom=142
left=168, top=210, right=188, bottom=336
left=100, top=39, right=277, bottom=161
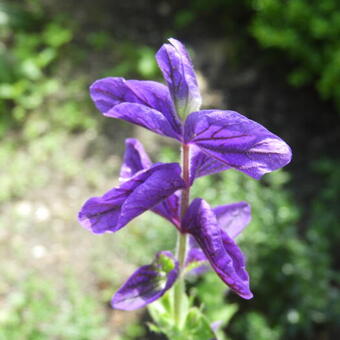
left=81, top=39, right=294, bottom=329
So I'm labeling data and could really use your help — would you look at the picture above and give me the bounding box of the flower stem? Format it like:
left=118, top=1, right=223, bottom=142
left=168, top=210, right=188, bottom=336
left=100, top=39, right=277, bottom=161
left=174, top=144, right=190, bottom=328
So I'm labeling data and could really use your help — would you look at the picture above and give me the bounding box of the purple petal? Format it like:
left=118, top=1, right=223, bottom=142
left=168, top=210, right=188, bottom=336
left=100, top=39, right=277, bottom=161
left=156, top=38, right=201, bottom=117
left=119, top=138, right=152, bottom=181
left=112, top=251, right=179, bottom=310
left=90, top=77, right=181, bottom=131
left=152, top=191, right=181, bottom=228
left=184, top=110, right=292, bottom=179
left=182, top=198, right=253, bottom=299
left=213, top=202, right=251, bottom=239
left=190, top=144, right=230, bottom=183
left=186, top=244, right=206, bottom=264
left=106, top=102, right=181, bottom=140
left=78, top=163, right=185, bottom=233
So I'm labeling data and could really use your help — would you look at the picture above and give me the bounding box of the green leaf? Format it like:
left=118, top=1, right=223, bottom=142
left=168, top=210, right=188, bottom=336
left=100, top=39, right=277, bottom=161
left=185, top=307, right=216, bottom=340
left=148, top=291, right=174, bottom=331
left=148, top=293, right=217, bottom=340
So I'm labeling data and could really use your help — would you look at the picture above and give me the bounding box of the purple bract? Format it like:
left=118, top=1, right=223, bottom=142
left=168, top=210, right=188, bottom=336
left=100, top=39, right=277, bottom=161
left=78, top=162, right=185, bottom=233
left=182, top=198, right=252, bottom=299
left=112, top=251, right=179, bottom=311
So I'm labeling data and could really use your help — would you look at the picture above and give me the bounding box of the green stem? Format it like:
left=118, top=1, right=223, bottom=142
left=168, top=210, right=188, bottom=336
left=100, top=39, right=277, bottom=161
left=173, top=144, right=190, bottom=328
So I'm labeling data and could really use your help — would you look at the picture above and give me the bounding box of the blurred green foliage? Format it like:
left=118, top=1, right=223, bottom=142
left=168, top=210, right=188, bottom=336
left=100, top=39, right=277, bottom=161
left=0, top=2, right=81, bottom=136
left=175, top=0, right=340, bottom=111
left=102, top=43, right=159, bottom=80
left=0, top=275, right=108, bottom=340
left=148, top=291, right=217, bottom=340
left=174, top=0, right=250, bottom=34
left=251, top=0, right=340, bottom=109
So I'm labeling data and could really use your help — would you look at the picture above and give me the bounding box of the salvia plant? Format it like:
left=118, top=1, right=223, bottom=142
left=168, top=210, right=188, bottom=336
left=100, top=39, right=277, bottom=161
left=78, top=38, right=292, bottom=339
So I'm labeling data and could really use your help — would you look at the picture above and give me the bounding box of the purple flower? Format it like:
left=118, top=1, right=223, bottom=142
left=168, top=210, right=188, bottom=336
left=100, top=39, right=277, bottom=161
left=90, top=38, right=292, bottom=180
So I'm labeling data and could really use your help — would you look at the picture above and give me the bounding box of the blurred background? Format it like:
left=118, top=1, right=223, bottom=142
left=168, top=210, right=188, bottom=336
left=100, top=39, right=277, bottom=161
left=0, top=0, right=339, bottom=339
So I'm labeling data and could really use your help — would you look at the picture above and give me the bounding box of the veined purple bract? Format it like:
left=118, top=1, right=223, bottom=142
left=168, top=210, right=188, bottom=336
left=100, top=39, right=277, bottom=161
left=79, top=38, right=292, bottom=318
